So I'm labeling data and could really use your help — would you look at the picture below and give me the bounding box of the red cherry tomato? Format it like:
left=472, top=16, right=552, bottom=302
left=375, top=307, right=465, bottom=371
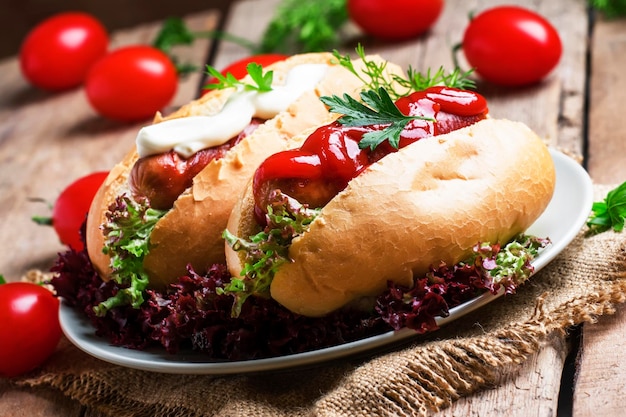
left=347, top=0, right=444, bottom=40
left=0, top=282, right=62, bottom=377
left=19, top=12, right=109, bottom=91
left=52, top=171, right=108, bottom=251
left=203, top=54, right=288, bottom=94
left=85, top=46, right=178, bottom=122
left=461, top=6, right=562, bottom=86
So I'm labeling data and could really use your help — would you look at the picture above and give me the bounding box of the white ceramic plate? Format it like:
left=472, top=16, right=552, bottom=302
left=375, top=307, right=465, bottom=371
left=60, top=149, right=593, bottom=375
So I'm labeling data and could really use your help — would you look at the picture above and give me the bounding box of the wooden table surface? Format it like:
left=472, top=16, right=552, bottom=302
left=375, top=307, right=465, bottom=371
left=1, top=0, right=625, bottom=415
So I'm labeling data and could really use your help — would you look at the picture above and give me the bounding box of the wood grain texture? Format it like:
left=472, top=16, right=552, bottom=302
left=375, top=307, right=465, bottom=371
left=573, top=12, right=626, bottom=417
left=574, top=305, right=626, bottom=417
left=586, top=16, right=626, bottom=184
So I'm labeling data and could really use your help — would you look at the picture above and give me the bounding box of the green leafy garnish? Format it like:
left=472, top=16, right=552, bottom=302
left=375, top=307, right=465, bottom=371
left=330, top=45, right=399, bottom=96
left=587, top=181, right=626, bottom=234
left=399, top=66, right=476, bottom=94
left=257, top=0, right=349, bottom=54
left=153, top=17, right=257, bottom=75
left=588, top=0, right=626, bottom=18
left=95, top=195, right=166, bottom=316
left=0, top=274, right=5, bottom=285
left=222, top=192, right=320, bottom=317
left=153, top=17, right=196, bottom=53
left=321, top=47, right=479, bottom=151
left=321, top=88, right=435, bottom=150
left=332, top=45, right=476, bottom=100
left=204, top=62, right=274, bottom=91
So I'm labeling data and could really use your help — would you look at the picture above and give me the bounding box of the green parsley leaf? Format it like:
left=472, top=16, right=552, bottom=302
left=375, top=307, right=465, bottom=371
left=204, top=62, right=274, bottom=92
left=400, top=66, right=476, bottom=93
left=320, top=87, right=435, bottom=150
left=257, top=0, right=348, bottom=54
left=0, top=274, right=5, bottom=285
left=587, top=181, right=626, bottom=234
left=333, top=45, right=476, bottom=100
left=332, top=45, right=399, bottom=96
left=153, top=17, right=257, bottom=76
left=153, top=17, right=196, bottom=53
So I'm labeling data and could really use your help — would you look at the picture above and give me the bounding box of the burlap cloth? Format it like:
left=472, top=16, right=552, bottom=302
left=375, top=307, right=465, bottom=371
left=11, top=184, right=626, bottom=416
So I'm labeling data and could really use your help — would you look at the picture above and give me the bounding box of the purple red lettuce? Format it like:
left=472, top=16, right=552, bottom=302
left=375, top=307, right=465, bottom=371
left=50, top=235, right=547, bottom=361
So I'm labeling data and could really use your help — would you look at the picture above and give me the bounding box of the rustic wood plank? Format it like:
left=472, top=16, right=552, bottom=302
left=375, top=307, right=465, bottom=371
left=211, top=0, right=282, bottom=69
left=0, top=9, right=221, bottom=416
left=586, top=16, right=626, bottom=183
left=573, top=13, right=626, bottom=417
left=434, top=333, right=569, bottom=417
left=573, top=305, right=626, bottom=417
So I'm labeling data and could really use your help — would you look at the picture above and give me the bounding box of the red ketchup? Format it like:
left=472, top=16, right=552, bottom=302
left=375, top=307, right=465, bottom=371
left=252, top=86, right=488, bottom=222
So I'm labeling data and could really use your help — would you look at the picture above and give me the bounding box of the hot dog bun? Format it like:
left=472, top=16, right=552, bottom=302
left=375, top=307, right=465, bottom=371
left=225, top=118, right=556, bottom=317
left=86, top=52, right=402, bottom=289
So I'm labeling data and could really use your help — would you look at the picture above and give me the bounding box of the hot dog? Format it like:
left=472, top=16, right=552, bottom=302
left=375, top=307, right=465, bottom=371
left=224, top=85, right=556, bottom=317
left=85, top=52, right=404, bottom=302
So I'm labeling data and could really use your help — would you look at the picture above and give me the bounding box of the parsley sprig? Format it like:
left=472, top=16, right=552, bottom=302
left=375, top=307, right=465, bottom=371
left=321, top=47, right=477, bottom=151
left=333, top=45, right=476, bottom=100
left=258, top=0, right=349, bottom=53
left=587, top=181, right=626, bottom=234
left=204, top=62, right=274, bottom=91
left=153, top=17, right=257, bottom=75
left=321, top=88, right=434, bottom=150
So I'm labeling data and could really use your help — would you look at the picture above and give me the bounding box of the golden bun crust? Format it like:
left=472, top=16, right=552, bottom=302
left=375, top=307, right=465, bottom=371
left=87, top=52, right=393, bottom=289
left=226, top=118, right=556, bottom=317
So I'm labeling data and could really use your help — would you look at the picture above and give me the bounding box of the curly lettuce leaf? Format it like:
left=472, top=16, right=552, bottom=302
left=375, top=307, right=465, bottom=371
left=95, top=195, right=166, bottom=316
left=471, top=235, right=550, bottom=292
left=222, top=191, right=320, bottom=316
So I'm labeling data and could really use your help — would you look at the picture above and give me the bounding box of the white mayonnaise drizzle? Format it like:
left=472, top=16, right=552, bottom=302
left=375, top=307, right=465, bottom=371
left=135, top=64, right=329, bottom=158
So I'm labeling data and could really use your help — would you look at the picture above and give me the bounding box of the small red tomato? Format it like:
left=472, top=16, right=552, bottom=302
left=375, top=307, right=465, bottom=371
left=85, top=46, right=178, bottom=122
left=0, top=282, right=62, bottom=377
left=51, top=171, right=108, bottom=251
left=462, top=6, right=562, bottom=86
left=203, top=54, right=288, bottom=94
left=19, top=12, right=108, bottom=91
left=348, top=0, right=444, bottom=40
